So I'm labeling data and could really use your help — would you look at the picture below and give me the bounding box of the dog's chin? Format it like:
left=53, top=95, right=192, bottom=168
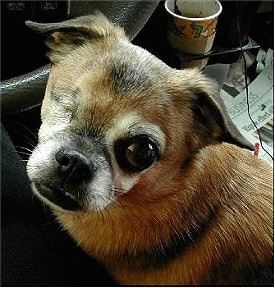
left=32, top=182, right=83, bottom=212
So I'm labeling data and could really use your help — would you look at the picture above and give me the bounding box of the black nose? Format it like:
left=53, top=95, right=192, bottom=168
left=55, top=150, right=92, bottom=184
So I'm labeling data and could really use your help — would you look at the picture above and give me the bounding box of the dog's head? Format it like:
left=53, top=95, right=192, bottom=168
left=26, top=13, right=252, bottom=213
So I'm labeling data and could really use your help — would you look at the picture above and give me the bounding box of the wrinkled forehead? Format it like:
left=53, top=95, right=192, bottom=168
left=43, top=41, right=173, bottom=138
left=49, top=40, right=170, bottom=98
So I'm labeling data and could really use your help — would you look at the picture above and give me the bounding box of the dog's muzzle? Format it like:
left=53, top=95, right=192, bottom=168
left=28, top=136, right=113, bottom=212
left=35, top=148, right=94, bottom=210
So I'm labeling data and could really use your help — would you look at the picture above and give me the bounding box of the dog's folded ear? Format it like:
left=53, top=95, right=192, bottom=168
left=26, top=12, right=126, bottom=62
left=173, top=69, right=254, bottom=151
left=190, top=90, right=254, bottom=150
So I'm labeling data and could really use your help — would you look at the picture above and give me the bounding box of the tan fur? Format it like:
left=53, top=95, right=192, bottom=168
left=27, top=13, right=273, bottom=285
left=54, top=143, right=272, bottom=285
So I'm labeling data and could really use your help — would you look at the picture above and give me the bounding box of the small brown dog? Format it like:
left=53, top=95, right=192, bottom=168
left=26, top=13, right=273, bottom=285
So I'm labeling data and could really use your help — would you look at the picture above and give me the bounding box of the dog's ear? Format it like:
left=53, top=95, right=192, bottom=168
left=173, top=69, right=253, bottom=151
left=26, top=12, right=126, bottom=62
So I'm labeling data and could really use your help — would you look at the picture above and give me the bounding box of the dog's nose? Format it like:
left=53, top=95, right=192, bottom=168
left=55, top=150, right=92, bottom=184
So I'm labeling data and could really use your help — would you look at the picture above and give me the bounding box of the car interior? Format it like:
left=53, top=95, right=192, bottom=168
left=1, top=0, right=273, bottom=285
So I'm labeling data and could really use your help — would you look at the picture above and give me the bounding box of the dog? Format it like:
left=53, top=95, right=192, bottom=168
left=26, top=13, right=273, bottom=285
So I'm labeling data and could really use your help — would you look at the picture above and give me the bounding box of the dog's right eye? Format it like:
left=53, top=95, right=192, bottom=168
left=114, top=135, right=159, bottom=173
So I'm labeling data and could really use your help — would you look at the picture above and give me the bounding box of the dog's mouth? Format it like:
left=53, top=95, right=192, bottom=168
left=34, top=182, right=82, bottom=211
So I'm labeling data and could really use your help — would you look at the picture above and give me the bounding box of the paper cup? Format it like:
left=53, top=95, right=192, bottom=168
left=165, top=0, right=222, bottom=55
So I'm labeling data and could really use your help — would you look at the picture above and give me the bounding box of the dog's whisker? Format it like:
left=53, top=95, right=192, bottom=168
left=16, top=150, right=32, bottom=156
left=10, top=121, right=39, bottom=148
left=15, top=145, right=34, bottom=153
left=16, top=150, right=33, bottom=159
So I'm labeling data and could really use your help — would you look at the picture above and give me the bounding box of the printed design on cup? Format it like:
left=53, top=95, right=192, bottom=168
left=172, top=17, right=217, bottom=38
left=190, top=23, right=203, bottom=38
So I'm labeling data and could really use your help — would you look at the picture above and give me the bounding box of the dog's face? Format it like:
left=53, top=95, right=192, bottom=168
left=27, top=13, right=252, bottom=214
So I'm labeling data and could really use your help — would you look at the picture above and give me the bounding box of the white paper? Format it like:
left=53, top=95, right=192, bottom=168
left=221, top=52, right=273, bottom=166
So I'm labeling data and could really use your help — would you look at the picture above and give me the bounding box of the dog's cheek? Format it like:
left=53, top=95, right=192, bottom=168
left=27, top=140, right=57, bottom=182
left=38, top=100, right=77, bottom=142
left=86, top=167, right=115, bottom=211
left=113, top=170, right=140, bottom=194
left=38, top=123, right=66, bottom=143
left=39, top=100, right=75, bottom=142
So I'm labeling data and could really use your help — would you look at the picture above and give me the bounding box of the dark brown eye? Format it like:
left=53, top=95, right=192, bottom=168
left=114, top=135, right=159, bottom=173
